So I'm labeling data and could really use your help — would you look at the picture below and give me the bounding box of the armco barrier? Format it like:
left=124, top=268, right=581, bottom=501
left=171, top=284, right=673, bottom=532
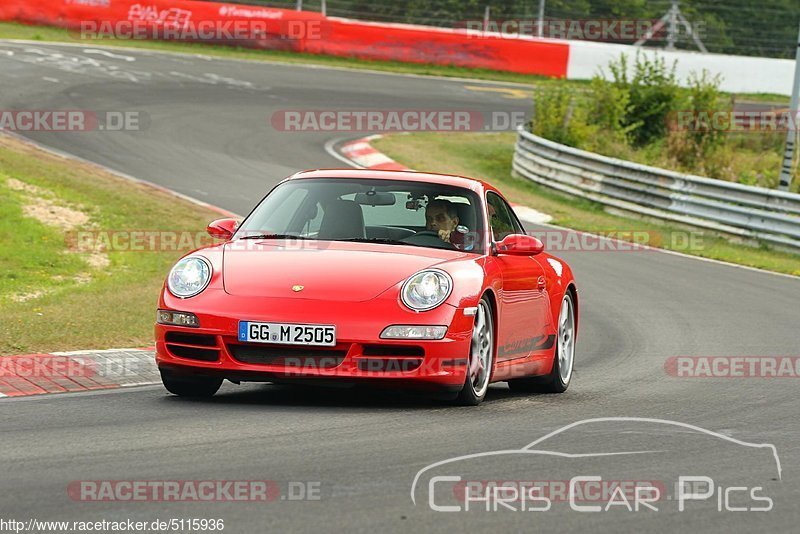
left=512, top=127, right=800, bottom=251
left=0, top=0, right=569, bottom=77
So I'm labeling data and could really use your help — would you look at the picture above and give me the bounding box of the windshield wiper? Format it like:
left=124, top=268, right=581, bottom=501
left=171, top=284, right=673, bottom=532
left=237, top=234, right=311, bottom=240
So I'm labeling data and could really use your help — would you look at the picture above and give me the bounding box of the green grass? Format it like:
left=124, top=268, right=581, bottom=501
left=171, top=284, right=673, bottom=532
left=0, top=21, right=790, bottom=103
left=0, top=136, right=220, bottom=355
left=372, top=132, right=800, bottom=276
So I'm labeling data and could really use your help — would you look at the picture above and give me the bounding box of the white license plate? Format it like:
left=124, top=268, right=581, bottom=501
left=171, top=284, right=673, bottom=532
left=238, top=321, right=336, bottom=346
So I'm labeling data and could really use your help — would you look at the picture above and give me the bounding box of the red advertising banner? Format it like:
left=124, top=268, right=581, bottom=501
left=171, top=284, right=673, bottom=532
left=0, top=0, right=569, bottom=77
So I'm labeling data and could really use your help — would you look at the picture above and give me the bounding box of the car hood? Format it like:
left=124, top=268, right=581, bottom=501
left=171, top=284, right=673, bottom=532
left=222, top=240, right=470, bottom=301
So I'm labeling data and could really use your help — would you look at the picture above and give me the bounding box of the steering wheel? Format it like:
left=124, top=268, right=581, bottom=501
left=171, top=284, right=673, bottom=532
left=400, top=230, right=457, bottom=249
left=411, top=230, right=440, bottom=238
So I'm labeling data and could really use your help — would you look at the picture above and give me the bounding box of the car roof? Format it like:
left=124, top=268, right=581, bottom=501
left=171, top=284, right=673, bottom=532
left=285, top=168, right=496, bottom=194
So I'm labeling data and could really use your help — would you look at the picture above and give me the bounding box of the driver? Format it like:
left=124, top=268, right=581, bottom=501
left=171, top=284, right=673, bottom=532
left=425, top=199, right=464, bottom=247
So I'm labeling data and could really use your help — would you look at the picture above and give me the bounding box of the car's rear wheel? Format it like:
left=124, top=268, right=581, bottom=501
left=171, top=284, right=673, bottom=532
left=454, top=297, right=494, bottom=406
left=508, top=291, right=575, bottom=394
left=160, top=369, right=222, bottom=398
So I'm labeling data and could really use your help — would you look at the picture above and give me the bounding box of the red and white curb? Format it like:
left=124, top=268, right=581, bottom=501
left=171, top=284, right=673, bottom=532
left=0, top=348, right=159, bottom=398
left=338, top=135, right=553, bottom=224
left=340, top=135, right=411, bottom=171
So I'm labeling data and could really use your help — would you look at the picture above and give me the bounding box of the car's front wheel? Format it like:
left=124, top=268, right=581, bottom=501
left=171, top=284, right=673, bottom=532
left=508, top=291, right=575, bottom=394
left=160, top=369, right=222, bottom=398
left=453, top=297, right=494, bottom=406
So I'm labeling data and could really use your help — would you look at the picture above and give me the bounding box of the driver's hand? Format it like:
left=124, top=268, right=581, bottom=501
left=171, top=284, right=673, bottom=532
left=437, top=229, right=452, bottom=242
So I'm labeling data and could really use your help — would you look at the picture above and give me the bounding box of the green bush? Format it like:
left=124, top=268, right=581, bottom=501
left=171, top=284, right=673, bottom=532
left=687, top=72, right=726, bottom=127
left=620, top=53, right=680, bottom=146
left=524, top=53, right=793, bottom=191
left=590, top=60, right=638, bottom=144
left=528, top=84, right=596, bottom=147
left=687, top=70, right=727, bottom=148
left=666, top=70, right=728, bottom=169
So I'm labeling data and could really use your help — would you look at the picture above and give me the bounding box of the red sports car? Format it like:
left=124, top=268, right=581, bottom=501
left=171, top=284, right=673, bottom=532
left=155, top=169, right=578, bottom=405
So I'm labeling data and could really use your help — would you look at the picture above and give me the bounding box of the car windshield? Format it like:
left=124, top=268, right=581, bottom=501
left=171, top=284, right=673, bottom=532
left=236, top=178, right=485, bottom=253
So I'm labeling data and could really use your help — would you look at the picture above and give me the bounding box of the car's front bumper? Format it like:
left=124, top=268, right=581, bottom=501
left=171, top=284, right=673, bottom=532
left=155, top=288, right=475, bottom=391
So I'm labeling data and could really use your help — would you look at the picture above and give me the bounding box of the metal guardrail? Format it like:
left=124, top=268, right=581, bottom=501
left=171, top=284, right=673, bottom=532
left=512, top=127, right=800, bottom=252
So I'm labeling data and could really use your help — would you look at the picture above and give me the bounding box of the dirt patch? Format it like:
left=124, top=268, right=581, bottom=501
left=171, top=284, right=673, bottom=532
left=73, top=272, right=93, bottom=285
left=5, top=175, right=90, bottom=231
left=21, top=197, right=90, bottom=232
left=84, top=252, right=110, bottom=269
left=11, top=290, right=47, bottom=303
left=6, top=177, right=48, bottom=196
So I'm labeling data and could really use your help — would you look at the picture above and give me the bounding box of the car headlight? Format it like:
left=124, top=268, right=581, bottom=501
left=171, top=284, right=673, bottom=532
left=167, top=256, right=212, bottom=298
left=401, top=269, right=452, bottom=311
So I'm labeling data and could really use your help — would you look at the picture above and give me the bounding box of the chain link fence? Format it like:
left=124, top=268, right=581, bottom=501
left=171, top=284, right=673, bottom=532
left=211, top=0, right=800, bottom=59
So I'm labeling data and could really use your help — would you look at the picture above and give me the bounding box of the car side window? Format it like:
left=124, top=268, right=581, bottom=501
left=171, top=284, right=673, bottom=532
left=486, top=192, right=517, bottom=242
left=507, top=202, right=525, bottom=234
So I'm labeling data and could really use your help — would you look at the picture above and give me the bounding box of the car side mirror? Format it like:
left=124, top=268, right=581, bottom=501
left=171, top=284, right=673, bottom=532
left=207, top=218, right=239, bottom=240
left=497, top=234, right=544, bottom=256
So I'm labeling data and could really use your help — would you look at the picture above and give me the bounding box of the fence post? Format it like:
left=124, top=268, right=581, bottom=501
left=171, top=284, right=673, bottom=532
left=778, top=21, right=800, bottom=191
left=537, top=0, right=545, bottom=38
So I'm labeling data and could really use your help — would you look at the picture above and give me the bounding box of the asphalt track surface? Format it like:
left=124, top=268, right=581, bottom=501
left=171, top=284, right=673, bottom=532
left=1, top=42, right=799, bottom=533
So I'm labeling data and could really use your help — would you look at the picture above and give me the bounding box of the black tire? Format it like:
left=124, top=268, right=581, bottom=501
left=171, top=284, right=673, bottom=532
left=453, top=296, right=495, bottom=406
left=508, top=291, right=575, bottom=394
left=160, top=369, right=222, bottom=398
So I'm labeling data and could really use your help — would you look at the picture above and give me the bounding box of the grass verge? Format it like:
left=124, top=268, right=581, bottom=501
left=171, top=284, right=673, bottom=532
left=372, top=132, right=800, bottom=276
left=0, top=134, right=220, bottom=355
left=0, top=21, right=790, bottom=103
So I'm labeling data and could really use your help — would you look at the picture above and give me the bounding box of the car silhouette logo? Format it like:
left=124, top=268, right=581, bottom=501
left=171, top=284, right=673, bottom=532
left=292, top=285, right=304, bottom=292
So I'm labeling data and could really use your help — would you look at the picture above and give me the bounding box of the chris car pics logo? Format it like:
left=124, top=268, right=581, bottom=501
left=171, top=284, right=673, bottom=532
left=411, top=417, right=780, bottom=513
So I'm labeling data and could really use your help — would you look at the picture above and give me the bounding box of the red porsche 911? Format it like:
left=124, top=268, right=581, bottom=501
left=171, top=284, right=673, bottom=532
left=155, top=169, right=578, bottom=405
